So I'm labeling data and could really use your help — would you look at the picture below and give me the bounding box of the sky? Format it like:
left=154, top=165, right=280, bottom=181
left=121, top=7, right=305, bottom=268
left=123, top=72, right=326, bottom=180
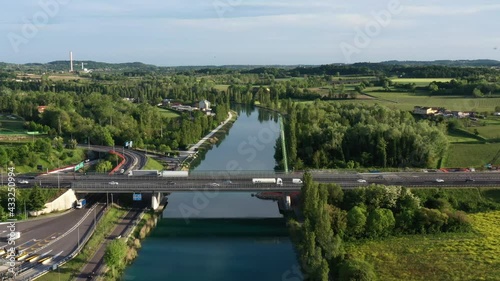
left=1, top=0, right=499, bottom=66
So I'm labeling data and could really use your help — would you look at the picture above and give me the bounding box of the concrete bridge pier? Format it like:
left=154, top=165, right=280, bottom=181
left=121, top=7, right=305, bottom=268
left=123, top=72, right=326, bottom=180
left=279, top=192, right=292, bottom=211
left=151, top=192, right=164, bottom=210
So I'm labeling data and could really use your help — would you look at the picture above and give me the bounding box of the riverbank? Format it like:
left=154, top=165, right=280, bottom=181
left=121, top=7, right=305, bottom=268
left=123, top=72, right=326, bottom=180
left=182, top=110, right=238, bottom=170
left=102, top=210, right=161, bottom=280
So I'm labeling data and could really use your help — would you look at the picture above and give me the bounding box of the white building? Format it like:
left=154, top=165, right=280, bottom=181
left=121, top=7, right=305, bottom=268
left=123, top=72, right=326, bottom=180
left=199, top=100, right=211, bottom=111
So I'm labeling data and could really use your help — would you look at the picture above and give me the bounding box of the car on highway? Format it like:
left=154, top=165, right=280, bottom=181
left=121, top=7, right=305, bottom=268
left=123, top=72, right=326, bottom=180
left=435, top=179, right=445, bottom=183
left=108, top=181, right=119, bottom=185
left=17, top=180, right=29, bottom=184
left=166, top=181, right=176, bottom=185
left=465, top=178, right=475, bottom=182
left=208, top=183, right=220, bottom=187
left=223, top=180, right=233, bottom=184
left=357, top=179, right=367, bottom=183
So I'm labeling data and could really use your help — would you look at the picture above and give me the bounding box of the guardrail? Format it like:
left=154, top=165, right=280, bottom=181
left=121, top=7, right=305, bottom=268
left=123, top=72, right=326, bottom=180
left=18, top=204, right=107, bottom=281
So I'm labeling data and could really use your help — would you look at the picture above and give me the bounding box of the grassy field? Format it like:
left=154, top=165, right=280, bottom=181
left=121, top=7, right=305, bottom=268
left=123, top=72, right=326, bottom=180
left=1, top=147, right=87, bottom=173
left=213, top=84, right=230, bottom=91
left=37, top=207, right=128, bottom=281
left=361, top=91, right=500, bottom=112
left=391, top=78, right=452, bottom=86
left=445, top=143, right=500, bottom=167
left=465, top=117, right=500, bottom=140
left=346, top=210, right=500, bottom=281
left=158, top=108, right=180, bottom=118
left=143, top=156, right=165, bottom=170
left=0, top=114, right=26, bottom=135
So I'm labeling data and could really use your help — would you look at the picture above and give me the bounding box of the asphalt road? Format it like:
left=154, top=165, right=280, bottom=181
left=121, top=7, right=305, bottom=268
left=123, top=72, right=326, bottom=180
left=4, top=202, right=106, bottom=280
left=60, top=171, right=500, bottom=192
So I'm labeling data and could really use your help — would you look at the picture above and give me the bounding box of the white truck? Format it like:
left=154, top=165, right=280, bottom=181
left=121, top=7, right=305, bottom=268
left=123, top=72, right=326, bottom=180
left=252, top=178, right=283, bottom=186
left=75, top=199, right=86, bottom=209
left=292, top=178, right=303, bottom=184
left=159, top=171, right=189, bottom=178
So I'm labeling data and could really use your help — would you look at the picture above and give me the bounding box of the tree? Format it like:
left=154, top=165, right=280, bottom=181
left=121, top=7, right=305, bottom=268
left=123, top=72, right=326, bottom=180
left=346, top=206, right=367, bottom=238
left=27, top=186, right=46, bottom=212
left=472, top=87, right=484, bottom=98
left=104, top=239, right=128, bottom=278
left=339, top=259, right=378, bottom=281
left=365, top=208, right=395, bottom=238
left=96, top=160, right=113, bottom=173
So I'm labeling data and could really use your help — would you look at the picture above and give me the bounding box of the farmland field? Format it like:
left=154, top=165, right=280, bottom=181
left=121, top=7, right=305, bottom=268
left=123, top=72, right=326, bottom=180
left=346, top=210, right=500, bottom=281
left=391, top=78, right=452, bottom=86
left=445, top=143, right=500, bottom=167
left=0, top=114, right=26, bottom=135
left=465, top=117, right=500, bottom=140
left=362, top=91, right=500, bottom=112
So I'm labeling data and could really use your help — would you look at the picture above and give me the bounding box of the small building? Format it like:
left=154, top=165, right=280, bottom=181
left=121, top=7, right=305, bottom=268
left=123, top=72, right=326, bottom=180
left=199, top=100, right=211, bottom=111
left=37, top=106, right=48, bottom=114
left=413, top=106, right=438, bottom=115
left=451, top=111, right=466, bottom=118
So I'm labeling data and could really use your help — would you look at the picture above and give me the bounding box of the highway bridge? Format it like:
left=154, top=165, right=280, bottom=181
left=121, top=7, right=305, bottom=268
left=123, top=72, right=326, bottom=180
left=30, top=170, right=500, bottom=193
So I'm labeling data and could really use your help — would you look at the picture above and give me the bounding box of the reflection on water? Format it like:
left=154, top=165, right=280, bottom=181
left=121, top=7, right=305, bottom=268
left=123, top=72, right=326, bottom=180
left=123, top=106, right=300, bottom=281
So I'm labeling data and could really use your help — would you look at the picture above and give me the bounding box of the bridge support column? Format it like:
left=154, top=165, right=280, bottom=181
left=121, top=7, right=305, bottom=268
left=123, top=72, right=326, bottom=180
left=151, top=192, right=163, bottom=210
left=282, top=192, right=292, bottom=211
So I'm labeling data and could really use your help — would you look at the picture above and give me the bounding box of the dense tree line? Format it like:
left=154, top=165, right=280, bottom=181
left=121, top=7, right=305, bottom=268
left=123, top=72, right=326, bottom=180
left=276, top=102, right=449, bottom=170
left=291, top=172, right=473, bottom=280
left=0, top=85, right=230, bottom=151
left=427, top=79, right=500, bottom=97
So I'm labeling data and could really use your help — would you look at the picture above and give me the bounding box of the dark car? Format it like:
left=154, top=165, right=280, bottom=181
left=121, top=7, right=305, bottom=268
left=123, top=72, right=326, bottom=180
left=465, top=178, right=475, bottom=182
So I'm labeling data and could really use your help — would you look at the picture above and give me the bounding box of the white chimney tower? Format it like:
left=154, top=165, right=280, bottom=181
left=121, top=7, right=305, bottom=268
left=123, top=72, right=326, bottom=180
left=70, top=51, right=73, bottom=72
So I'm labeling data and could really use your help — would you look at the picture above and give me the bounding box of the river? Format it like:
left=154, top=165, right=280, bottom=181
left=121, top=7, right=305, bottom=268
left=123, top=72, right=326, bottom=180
left=123, top=106, right=301, bottom=281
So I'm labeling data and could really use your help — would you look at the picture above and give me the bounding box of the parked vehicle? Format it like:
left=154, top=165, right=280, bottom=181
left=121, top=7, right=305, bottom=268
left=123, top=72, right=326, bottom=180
left=252, top=178, right=283, bottom=186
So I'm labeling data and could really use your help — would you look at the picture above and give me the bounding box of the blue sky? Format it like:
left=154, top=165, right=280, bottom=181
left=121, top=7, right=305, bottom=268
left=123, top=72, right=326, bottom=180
left=1, top=0, right=499, bottom=65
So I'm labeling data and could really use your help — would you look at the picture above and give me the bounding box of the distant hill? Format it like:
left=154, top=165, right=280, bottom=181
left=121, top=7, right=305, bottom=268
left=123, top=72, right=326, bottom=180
left=380, top=60, right=500, bottom=67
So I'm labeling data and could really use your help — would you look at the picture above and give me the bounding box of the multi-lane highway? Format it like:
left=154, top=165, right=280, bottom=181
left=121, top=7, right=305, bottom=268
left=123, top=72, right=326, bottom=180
left=0, top=199, right=105, bottom=280
left=28, top=171, right=499, bottom=193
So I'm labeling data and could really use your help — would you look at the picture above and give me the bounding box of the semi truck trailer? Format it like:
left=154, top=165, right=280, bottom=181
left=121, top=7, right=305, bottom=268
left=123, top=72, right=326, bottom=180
left=252, top=178, right=283, bottom=185
left=159, top=171, right=189, bottom=178
left=128, top=170, right=161, bottom=177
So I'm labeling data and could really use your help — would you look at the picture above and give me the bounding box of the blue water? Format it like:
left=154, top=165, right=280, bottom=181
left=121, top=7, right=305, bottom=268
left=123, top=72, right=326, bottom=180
left=123, top=106, right=300, bottom=281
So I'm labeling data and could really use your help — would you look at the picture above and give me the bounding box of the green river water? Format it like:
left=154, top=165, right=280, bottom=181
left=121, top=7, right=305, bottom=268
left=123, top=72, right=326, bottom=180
left=123, top=106, right=301, bottom=281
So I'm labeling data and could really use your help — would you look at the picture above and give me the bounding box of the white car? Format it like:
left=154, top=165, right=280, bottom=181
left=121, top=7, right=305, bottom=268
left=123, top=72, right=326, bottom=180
left=357, top=179, right=367, bottom=183
left=435, top=179, right=445, bottom=183
left=209, top=183, right=220, bottom=187
left=18, top=180, right=29, bottom=184
left=108, top=181, right=119, bottom=185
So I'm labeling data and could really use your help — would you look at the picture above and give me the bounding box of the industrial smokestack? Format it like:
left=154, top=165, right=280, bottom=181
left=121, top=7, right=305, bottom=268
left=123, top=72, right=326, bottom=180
left=70, top=51, right=73, bottom=72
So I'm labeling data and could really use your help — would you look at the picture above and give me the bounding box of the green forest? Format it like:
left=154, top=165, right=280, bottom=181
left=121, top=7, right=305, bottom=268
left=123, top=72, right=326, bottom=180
left=276, top=102, right=449, bottom=170
left=290, top=172, right=500, bottom=281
